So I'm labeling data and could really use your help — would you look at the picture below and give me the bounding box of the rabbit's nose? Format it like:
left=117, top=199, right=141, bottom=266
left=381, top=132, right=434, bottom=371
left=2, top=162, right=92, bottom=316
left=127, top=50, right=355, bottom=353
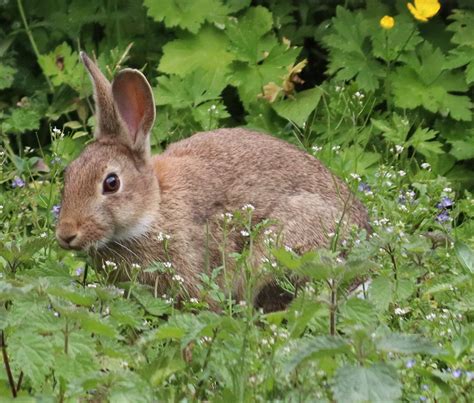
left=56, top=225, right=79, bottom=249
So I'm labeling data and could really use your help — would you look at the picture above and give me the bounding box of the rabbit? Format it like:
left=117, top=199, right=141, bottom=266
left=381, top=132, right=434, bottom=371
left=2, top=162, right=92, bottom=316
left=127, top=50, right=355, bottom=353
left=56, top=52, right=370, bottom=311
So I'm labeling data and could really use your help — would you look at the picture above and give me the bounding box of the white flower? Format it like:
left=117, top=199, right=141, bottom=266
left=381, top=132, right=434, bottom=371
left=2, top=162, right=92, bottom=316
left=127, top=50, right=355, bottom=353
left=163, top=262, right=172, bottom=269
left=131, top=263, right=141, bottom=269
left=350, top=173, right=361, bottom=181
left=40, top=232, right=47, bottom=238
left=335, top=85, right=344, bottom=92
left=157, top=232, right=171, bottom=242
left=331, top=145, right=341, bottom=152
left=104, top=260, right=117, bottom=269
left=172, top=274, right=184, bottom=284
left=87, top=283, right=98, bottom=288
left=426, top=313, right=436, bottom=321
left=190, top=298, right=199, bottom=304
left=239, top=300, right=247, bottom=307
left=52, top=127, right=61, bottom=135
left=312, top=145, right=322, bottom=153
left=354, top=91, right=365, bottom=99
left=221, top=212, right=233, bottom=220
left=394, top=307, right=409, bottom=316
left=421, top=162, right=431, bottom=170
left=242, top=204, right=255, bottom=212
left=443, top=187, right=452, bottom=193
left=394, top=145, right=404, bottom=154
left=398, top=170, right=406, bottom=177
left=240, top=230, right=250, bottom=237
left=284, top=245, right=293, bottom=252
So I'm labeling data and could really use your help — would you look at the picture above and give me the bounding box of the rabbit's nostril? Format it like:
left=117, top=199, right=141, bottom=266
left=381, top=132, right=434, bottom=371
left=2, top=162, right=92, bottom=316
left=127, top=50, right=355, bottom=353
left=63, top=234, right=77, bottom=244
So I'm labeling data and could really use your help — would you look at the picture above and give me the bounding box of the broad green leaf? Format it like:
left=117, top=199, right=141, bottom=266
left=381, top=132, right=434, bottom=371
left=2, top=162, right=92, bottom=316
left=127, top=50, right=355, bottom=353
left=282, top=335, right=348, bottom=373
left=0, top=63, right=16, bottom=90
left=272, top=87, right=322, bottom=127
left=332, top=364, right=402, bottom=402
left=447, top=10, right=474, bottom=48
left=455, top=241, right=474, bottom=274
left=2, top=107, right=41, bottom=134
left=369, top=274, right=393, bottom=312
left=339, top=298, right=378, bottom=327
left=132, top=287, right=171, bottom=316
left=48, top=286, right=96, bottom=307
left=144, top=0, right=229, bottom=34
left=159, top=26, right=234, bottom=77
left=110, top=299, right=143, bottom=328
left=9, top=332, right=55, bottom=389
left=225, top=6, right=274, bottom=63
left=376, top=333, right=442, bottom=355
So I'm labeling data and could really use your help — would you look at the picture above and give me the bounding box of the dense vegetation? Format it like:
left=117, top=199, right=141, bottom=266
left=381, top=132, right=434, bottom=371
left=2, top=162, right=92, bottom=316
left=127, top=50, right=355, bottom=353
left=1, top=0, right=473, bottom=400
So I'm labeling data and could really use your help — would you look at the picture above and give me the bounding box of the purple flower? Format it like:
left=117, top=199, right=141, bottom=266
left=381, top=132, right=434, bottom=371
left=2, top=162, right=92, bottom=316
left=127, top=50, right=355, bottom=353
left=12, top=176, right=25, bottom=188
left=419, top=397, right=427, bottom=401
left=406, top=359, right=416, bottom=368
left=51, top=156, right=63, bottom=165
left=452, top=369, right=462, bottom=378
left=437, top=197, right=454, bottom=209
left=52, top=204, right=61, bottom=219
left=358, top=182, right=371, bottom=194
left=75, top=267, right=84, bottom=276
left=436, top=210, right=450, bottom=223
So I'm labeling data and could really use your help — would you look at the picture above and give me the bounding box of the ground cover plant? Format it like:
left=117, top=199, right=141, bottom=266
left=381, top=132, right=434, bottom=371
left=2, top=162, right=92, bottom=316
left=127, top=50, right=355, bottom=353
left=1, top=0, right=473, bottom=401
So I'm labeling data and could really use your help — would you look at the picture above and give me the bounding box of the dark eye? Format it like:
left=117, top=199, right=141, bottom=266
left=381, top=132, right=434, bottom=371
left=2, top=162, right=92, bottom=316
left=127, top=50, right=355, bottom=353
left=103, top=173, right=120, bottom=194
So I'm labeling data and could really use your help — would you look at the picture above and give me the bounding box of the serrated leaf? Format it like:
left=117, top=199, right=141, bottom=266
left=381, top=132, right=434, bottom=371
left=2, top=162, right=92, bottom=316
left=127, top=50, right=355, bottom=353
left=159, top=26, right=234, bottom=77
left=2, top=107, right=41, bottom=134
left=132, top=287, right=171, bottom=316
left=0, top=63, right=16, bottom=90
left=376, top=333, right=442, bottom=355
left=225, top=6, right=274, bottom=63
left=110, top=299, right=143, bottom=327
left=282, top=335, right=348, bottom=373
left=272, top=87, right=322, bottom=127
left=369, top=274, right=393, bottom=312
left=339, top=298, right=378, bottom=327
left=455, top=241, right=474, bottom=274
left=9, top=333, right=54, bottom=389
left=48, top=286, right=96, bottom=307
left=332, top=364, right=402, bottom=403
left=144, top=0, right=229, bottom=34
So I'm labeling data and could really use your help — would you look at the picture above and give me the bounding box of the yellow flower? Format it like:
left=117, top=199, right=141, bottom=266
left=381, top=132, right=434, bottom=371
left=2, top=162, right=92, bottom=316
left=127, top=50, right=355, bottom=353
left=407, top=0, right=441, bottom=22
left=380, top=15, right=395, bottom=29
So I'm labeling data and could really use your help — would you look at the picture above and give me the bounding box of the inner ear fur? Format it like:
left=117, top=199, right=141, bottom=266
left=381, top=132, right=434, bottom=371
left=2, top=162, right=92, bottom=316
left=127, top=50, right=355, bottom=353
left=112, top=69, right=156, bottom=150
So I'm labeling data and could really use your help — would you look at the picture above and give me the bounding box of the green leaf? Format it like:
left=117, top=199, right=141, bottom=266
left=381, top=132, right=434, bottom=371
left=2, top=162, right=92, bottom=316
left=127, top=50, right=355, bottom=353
left=2, top=107, right=41, bottom=134
left=0, top=63, right=16, bottom=90
left=282, top=335, right=348, bottom=374
left=332, top=364, right=402, bottom=403
left=225, top=6, right=274, bottom=63
left=369, top=274, right=393, bottom=312
left=455, top=241, right=474, bottom=274
left=144, top=0, right=229, bottom=34
left=9, top=332, right=54, bottom=389
left=132, top=287, right=171, bottom=316
left=159, top=26, right=234, bottom=77
left=376, top=333, right=441, bottom=355
left=339, top=298, right=378, bottom=328
left=48, top=286, right=96, bottom=307
left=447, top=10, right=474, bottom=48
left=272, top=87, right=322, bottom=127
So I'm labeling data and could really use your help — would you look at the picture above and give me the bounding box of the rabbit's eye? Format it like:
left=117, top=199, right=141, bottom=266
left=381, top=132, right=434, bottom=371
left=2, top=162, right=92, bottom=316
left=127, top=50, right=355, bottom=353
left=103, top=173, right=120, bottom=194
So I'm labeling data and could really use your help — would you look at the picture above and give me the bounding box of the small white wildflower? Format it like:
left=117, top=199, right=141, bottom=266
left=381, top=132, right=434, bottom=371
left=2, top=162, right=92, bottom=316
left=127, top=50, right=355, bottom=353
left=401, top=118, right=409, bottom=126
left=394, top=307, right=409, bottom=316
left=104, top=260, right=117, bottom=269
left=242, top=204, right=255, bottom=212
left=398, top=170, right=406, bottom=177
left=120, top=361, right=129, bottom=368
left=157, top=232, right=171, bottom=242
left=87, top=283, right=98, bottom=288
left=131, top=263, right=141, bottom=270
left=221, top=212, right=233, bottom=220
left=239, top=300, right=247, bottom=307
left=261, top=338, right=269, bottom=346
left=421, top=162, right=431, bottom=170
left=312, top=145, right=322, bottom=153
left=284, top=245, right=293, bottom=252
left=52, top=127, right=61, bottom=135
left=104, top=306, right=110, bottom=315
left=385, top=181, right=393, bottom=187
left=172, top=274, right=185, bottom=284
left=240, top=230, right=250, bottom=237
left=39, top=232, right=47, bottom=238
left=190, top=298, right=199, bottom=304
left=327, top=232, right=335, bottom=237
left=399, top=205, right=408, bottom=212
left=163, top=262, right=172, bottom=269
left=331, top=145, right=341, bottom=152
left=354, top=91, right=364, bottom=99
left=426, top=313, right=436, bottom=321
left=54, top=311, right=60, bottom=317
left=443, top=187, right=452, bottom=193
left=335, top=85, right=343, bottom=92
left=394, top=145, right=404, bottom=154
left=350, top=173, right=361, bottom=181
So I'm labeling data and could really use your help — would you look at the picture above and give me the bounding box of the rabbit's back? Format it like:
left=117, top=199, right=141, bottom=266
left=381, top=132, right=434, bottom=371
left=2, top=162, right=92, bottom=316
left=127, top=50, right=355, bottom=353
left=154, top=128, right=369, bottom=238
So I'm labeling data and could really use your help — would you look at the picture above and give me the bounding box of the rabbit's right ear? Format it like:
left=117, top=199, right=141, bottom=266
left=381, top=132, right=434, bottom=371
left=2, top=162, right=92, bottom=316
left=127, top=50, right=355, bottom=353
left=80, top=52, right=119, bottom=138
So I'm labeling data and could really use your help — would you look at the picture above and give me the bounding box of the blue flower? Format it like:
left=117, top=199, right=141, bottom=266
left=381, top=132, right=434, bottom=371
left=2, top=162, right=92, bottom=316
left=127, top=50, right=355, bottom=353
left=406, top=359, right=416, bottom=368
left=51, top=204, right=61, bottom=219
left=75, top=267, right=84, bottom=276
left=419, top=397, right=427, bottom=401
left=436, top=210, right=450, bottom=223
left=452, top=369, right=462, bottom=378
left=437, top=197, right=453, bottom=209
left=358, top=182, right=371, bottom=194
left=12, top=176, right=25, bottom=188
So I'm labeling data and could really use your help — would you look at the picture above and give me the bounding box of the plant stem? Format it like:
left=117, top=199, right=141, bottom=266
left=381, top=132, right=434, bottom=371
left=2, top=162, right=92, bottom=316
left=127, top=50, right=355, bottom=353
left=17, top=0, right=54, bottom=93
left=1, top=331, right=17, bottom=398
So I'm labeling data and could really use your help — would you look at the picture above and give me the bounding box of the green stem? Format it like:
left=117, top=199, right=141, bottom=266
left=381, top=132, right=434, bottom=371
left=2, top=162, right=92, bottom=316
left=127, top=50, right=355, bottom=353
left=17, top=0, right=54, bottom=93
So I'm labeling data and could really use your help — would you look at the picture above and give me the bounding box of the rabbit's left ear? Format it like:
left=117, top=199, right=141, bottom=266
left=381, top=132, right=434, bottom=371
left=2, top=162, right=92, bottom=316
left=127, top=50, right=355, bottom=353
left=112, top=69, right=156, bottom=157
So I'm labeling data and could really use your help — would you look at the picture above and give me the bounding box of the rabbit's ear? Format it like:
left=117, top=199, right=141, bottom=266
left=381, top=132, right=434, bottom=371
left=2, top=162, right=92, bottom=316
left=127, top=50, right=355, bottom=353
left=80, top=52, right=119, bottom=137
left=111, top=69, right=156, bottom=157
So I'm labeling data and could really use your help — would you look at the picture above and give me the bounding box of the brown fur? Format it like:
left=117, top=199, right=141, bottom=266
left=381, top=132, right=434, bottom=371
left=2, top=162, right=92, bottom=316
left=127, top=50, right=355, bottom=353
left=56, top=53, right=370, bottom=310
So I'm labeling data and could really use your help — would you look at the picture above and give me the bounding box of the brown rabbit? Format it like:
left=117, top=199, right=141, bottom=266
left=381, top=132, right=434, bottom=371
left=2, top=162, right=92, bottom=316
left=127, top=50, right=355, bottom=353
left=56, top=52, right=369, bottom=310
